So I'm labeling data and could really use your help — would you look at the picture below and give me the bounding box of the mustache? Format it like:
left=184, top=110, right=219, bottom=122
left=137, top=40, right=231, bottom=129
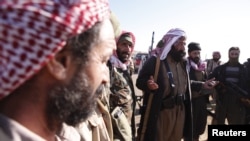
left=121, top=52, right=130, bottom=56
left=95, top=84, right=107, bottom=96
left=194, top=57, right=200, bottom=62
left=95, top=84, right=104, bottom=96
left=95, top=84, right=111, bottom=103
left=117, top=50, right=130, bottom=55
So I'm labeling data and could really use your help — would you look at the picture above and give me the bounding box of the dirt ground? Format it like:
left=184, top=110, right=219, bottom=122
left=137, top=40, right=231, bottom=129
left=132, top=74, right=212, bottom=141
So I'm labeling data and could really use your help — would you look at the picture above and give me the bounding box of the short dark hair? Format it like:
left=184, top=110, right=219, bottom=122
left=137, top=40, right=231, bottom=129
left=228, top=47, right=240, bottom=53
left=188, top=42, right=201, bottom=52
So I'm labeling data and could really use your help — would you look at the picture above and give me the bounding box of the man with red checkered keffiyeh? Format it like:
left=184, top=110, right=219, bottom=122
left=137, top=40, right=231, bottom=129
left=0, top=0, right=116, bottom=140
left=107, top=31, right=137, bottom=141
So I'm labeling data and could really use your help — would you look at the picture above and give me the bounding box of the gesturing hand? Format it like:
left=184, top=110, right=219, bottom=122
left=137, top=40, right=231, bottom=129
left=203, top=77, right=219, bottom=89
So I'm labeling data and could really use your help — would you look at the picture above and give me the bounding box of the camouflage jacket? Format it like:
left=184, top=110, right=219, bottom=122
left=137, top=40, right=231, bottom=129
left=107, top=60, right=136, bottom=140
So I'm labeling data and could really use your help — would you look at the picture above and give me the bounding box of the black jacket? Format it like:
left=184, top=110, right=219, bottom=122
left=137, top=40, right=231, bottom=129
left=136, top=56, right=204, bottom=141
left=208, top=62, right=247, bottom=95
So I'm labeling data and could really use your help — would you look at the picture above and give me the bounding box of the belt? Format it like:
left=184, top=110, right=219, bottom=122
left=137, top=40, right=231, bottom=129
left=192, top=91, right=201, bottom=98
left=161, top=94, right=185, bottom=110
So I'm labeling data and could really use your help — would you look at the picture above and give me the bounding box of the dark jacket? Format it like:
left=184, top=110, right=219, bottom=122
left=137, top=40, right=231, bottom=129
left=136, top=56, right=204, bottom=141
left=107, top=60, right=137, bottom=141
left=208, top=62, right=247, bottom=96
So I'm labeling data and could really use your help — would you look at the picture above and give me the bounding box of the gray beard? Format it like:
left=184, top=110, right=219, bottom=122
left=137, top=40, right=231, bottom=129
left=46, top=68, right=103, bottom=128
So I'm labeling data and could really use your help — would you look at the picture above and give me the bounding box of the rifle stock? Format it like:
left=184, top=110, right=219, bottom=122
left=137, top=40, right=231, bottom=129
left=223, top=81, right=249, bottom=98
left=217, top=81, right=250, bottom=108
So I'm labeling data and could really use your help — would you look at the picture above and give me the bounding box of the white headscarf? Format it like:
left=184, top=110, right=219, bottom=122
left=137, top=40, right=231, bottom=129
left=159, top=28, right=186, bottom=60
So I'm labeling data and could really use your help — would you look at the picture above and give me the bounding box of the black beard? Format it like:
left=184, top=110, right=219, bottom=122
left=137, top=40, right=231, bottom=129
left=229, top=58, right=239, bottom=66
left=169, top=47, right=186, bottom=62
left=116, top=50, right=130, bottom=63
left=47, top=67, right=104, bottom=128
left=213, top=58, right=219, bottom=62
left=190, top=57, right=200, bottom=64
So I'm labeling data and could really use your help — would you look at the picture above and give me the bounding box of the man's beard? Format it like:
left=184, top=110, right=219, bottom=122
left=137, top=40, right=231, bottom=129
left=47, top=67, right=104, bottom=127
left=169, top=47, right=186, bottom=62
left=190, top=57, right=200, bottom=64
left=229, top=58, right=239, bottom=66
left=117, top=50, right=130, bottom=63
left=213, top=58, right=219, bottom=62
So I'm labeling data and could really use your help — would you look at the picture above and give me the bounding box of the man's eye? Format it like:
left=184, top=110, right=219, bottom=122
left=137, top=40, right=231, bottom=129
left=122, top=43, right=132, bottom=47
left=122, top=43, right=127, bottom=46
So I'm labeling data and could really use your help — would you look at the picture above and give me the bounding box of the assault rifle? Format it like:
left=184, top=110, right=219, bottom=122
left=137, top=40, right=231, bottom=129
left=148, top=31, right=154, bottom=57
left=222, top=81, right=250, bottom=108
left=221, top=81, right=249, bottom=99
left=209, top=81, right=250, bottom=118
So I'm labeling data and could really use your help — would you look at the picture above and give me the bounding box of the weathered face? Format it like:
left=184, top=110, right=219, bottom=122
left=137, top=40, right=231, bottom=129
left=116, top=38, right=133, bottom=63
left=86, top=19, right=116, bottom=96
left=47, top=19, right=116, bottom=126
left=169, top=36, right=186, bottom=62
left=188, top=50, right=201, bottom=64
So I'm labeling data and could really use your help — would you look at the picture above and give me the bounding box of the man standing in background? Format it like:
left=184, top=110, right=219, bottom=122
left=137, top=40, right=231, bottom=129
left=208, top=47, right=248, bottom=125
left=206, top=51, right=223, bottom=75
left=108, top=31, right=137, bottom=141
left=187, top=42, right=212, bottom=141
left=205, top=51, right=223, bottom=124
left=136, top=28, right=218, bottom=141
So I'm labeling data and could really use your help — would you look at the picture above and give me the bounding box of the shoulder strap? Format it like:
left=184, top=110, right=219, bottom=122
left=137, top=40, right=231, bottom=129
left=164, top=60, right=175, bottom=88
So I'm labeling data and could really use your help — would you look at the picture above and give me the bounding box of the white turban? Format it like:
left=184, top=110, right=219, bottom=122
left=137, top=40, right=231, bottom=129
left=159, top=28, right=186, bottom=60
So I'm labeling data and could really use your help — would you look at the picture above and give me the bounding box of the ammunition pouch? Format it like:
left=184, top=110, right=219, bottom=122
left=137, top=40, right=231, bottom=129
left=111, top=106, right=132, bottom=141
left=161, top=94, right=185, bottom=110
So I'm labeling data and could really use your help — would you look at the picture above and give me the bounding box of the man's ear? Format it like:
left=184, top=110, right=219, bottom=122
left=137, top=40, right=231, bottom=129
left=46, top=52, right=71, bottom=80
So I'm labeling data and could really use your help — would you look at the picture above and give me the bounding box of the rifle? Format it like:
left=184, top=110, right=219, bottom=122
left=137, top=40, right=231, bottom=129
left=139, top=57, right=160, bottom=141
left=148, top=31, right=154, bottom=57
left=221, top=81, right=249, bottom=99
left=217, top=82, right=250, bottom=107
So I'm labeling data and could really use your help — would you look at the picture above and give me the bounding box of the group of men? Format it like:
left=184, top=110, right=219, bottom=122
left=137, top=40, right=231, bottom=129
left=136, top=36, right=250, bottom=141
left=1, top=1, right=250, bottom=141
left=136, top=29, right=218, bottom=141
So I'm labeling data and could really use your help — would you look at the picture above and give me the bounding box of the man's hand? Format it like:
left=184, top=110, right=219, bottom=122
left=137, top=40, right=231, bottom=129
left=147, top=75, right=159, bottom=90
left=203, top=77, right=219, bottom=89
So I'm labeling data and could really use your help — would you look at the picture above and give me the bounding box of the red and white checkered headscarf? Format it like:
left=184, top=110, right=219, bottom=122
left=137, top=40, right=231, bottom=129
left=0, top=0, right=110, bottom=99
left=109, top=31, right=136, bottom=70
